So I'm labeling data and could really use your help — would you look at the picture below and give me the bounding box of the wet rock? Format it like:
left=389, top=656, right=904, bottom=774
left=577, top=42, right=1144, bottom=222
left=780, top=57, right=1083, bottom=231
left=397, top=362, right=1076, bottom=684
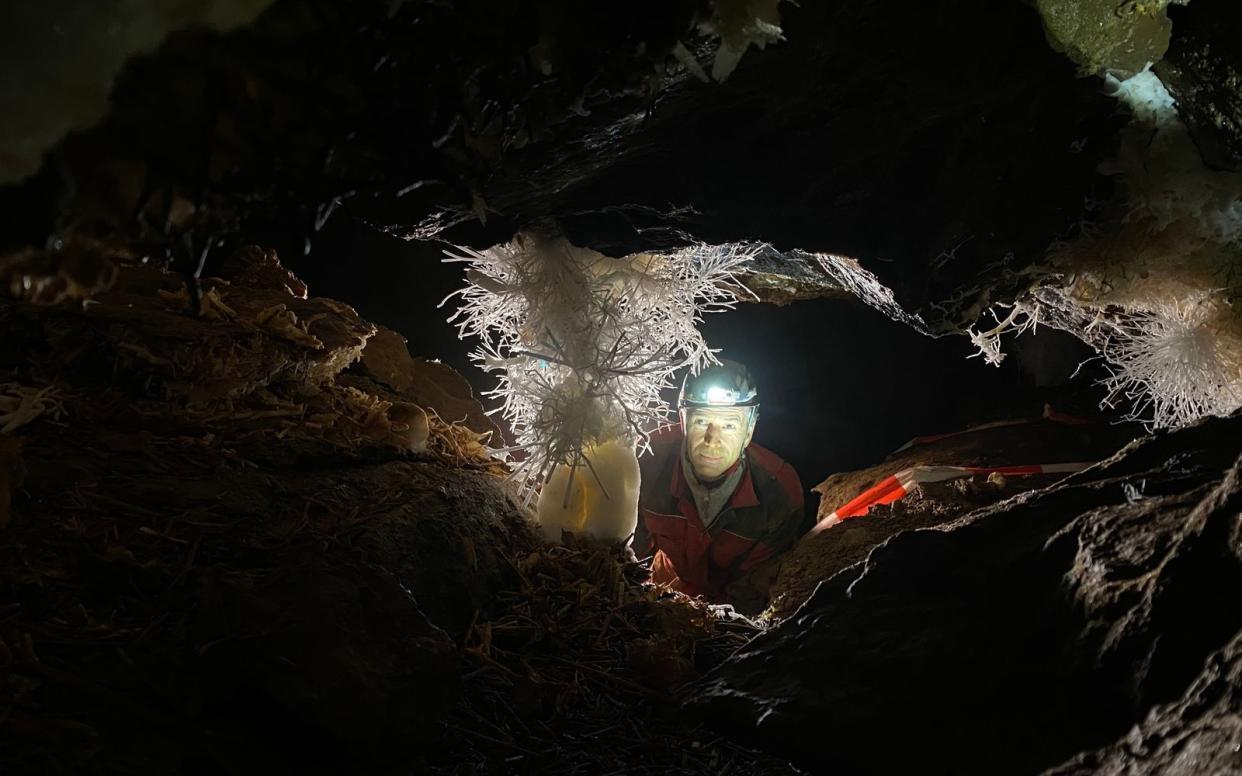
left=688, top=412, right=1242, bottom=775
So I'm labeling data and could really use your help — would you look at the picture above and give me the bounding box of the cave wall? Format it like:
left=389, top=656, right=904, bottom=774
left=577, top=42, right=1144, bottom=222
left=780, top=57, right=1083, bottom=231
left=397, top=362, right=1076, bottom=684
left=688, top=412, right=1242, bottom=774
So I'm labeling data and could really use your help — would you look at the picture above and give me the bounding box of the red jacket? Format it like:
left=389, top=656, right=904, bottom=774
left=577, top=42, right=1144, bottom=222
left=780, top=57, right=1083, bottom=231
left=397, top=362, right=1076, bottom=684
left=632, top=425, right=807, bottom=614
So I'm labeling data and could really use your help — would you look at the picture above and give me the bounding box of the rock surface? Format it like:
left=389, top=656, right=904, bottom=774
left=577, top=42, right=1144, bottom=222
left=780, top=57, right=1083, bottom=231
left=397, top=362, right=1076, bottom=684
left=1049, top=631, right=1242, bottom=775
left=2, top=3, right=1240, bottom=773
left=348, top=325, right=502, bottom=443
left=0, top=0, right=1129, bottom=334
left=769, top=416, right=1141, bottom=620
left=484, top=0, right=1119, bottom=331
left=7, top=0, right=1238, bottom=339
left=688, top=412, right=1242, bottom=775
left=0, top=246, right=800, bottom=775
left=0, top=247, right=526, bottom=770
left=1159, top=0, right=1242, bottom=172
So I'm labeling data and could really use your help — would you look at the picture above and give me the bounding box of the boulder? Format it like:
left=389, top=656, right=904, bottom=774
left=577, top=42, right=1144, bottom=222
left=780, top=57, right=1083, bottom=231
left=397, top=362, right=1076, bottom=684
left=688, top=412, right=1242, bottom=775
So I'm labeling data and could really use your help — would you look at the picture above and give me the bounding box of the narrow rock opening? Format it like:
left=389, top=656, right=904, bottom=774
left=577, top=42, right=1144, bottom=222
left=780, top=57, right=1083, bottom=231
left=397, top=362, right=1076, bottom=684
left=3, top=1, right=1241, bottom=774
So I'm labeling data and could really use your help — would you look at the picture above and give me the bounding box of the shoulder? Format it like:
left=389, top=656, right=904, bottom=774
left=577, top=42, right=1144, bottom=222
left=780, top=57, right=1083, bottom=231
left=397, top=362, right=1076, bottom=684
left=746, top=442, right=804, bottom=508
left=639, top=423, right=683, bottom=498
left=642, top=423, right=684, bottom=464
left=646, top=422, right=684, bottom=449
left=745, top=441, right=786, bottom=475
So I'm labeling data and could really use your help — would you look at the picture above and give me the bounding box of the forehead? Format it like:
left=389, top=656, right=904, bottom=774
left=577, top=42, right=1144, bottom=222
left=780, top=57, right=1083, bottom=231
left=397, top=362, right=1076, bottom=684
left=686, top=407, right=749, bottom=424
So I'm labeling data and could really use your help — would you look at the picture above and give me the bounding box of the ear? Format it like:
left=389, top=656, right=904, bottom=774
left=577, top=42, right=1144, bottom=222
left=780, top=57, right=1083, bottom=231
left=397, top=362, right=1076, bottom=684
left=743, top=408, right=757, bottom=448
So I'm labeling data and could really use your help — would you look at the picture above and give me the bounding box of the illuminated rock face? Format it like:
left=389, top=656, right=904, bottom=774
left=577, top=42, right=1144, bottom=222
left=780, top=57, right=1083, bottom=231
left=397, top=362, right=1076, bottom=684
left=768, top=416, right=1142, bottom=621
left=689, top=411, right=1242, bottom=775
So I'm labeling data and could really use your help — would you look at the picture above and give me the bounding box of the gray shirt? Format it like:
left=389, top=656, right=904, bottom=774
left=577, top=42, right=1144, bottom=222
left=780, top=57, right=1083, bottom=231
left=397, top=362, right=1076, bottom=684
left=682, top=449, right=747, bottom=531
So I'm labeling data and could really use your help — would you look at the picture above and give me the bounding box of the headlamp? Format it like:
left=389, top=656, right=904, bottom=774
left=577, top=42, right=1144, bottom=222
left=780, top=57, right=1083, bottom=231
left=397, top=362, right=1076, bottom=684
left=705, top=385, right=733, bottom=404
left=678, top=360, right=758, bottom=409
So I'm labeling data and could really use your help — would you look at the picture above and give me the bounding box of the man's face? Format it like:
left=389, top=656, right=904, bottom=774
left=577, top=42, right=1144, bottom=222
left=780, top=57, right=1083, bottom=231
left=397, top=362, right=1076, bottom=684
left=684, top=406, right=755, bottom=480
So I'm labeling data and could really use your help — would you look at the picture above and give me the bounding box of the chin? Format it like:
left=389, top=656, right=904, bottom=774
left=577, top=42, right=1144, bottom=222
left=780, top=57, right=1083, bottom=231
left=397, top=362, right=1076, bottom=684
left=693, top=459, right=727, bottom=479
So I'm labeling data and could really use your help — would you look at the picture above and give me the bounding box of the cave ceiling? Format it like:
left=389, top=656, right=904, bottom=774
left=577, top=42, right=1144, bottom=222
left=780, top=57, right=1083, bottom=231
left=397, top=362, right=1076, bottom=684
left=2, top=0, right=1240, bottom=333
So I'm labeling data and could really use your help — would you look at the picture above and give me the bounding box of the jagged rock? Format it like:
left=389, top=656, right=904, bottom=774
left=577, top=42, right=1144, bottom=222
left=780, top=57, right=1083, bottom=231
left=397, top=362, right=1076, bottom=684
left=3, top=0, right=1236, bottom=339
left=4, top=253, right=374, bottom=402
left=1, top=0, right=1129, bottom=333
left=769, top=416, right=1139, bottom=619
left=218, top=244, right=309, bottom=299
left=477, top=0, right=1120, bottom=331
left=687, top=413, right=1242, bottom=775
left=0, top=245, right=512, bottom=470
left=1047, top=631, right=1242, bottom=775
left=0, top=259, right=534, bottom=769
left=1159, top=0, right=1242, bottom=172
left=349, top=325, right=502, bottom=442
left=0, top=240, right=120, bottom=305
left=358, top=327, right=418, bottom=392
left=3, top=2, right=1241, bottom=773
left=734, top=245, right=857, bottom=308
left=0, top=240, right=814, bottom=774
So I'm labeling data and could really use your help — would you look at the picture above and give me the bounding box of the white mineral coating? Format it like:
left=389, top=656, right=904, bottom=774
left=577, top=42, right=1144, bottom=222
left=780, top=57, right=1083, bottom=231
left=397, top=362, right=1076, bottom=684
left=1100, top=293, right=1242, bottom=429
left=975, top=65, right=1242, bottom=429
left=1104, top=65, right=1242, bottom=244
left=444, top=231, right=755, bottom=500
left=1089, top=67, right=1242, bottom=426
left=696, top=0, right=786, bottom=83
left=536, top=437, right=640, bottom=543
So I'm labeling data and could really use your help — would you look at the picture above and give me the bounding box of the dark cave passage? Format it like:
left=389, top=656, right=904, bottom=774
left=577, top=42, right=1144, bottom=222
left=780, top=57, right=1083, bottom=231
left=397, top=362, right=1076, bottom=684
left=3, top=0, right=1242, bottom=774
left=293, top=212, right=1113, bottom=524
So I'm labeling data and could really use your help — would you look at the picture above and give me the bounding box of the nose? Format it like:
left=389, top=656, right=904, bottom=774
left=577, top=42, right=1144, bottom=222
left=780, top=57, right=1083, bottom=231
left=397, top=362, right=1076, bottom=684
left=703, top=422, right=719, bottom=444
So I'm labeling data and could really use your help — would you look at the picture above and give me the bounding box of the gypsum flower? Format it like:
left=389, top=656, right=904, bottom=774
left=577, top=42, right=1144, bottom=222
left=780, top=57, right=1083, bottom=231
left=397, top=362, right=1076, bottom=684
left=442, top=233, right=756, bottom=500
left=965, top=303, right=1039, bottom=367
left=1099, top=293, right=1242, bottom=428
